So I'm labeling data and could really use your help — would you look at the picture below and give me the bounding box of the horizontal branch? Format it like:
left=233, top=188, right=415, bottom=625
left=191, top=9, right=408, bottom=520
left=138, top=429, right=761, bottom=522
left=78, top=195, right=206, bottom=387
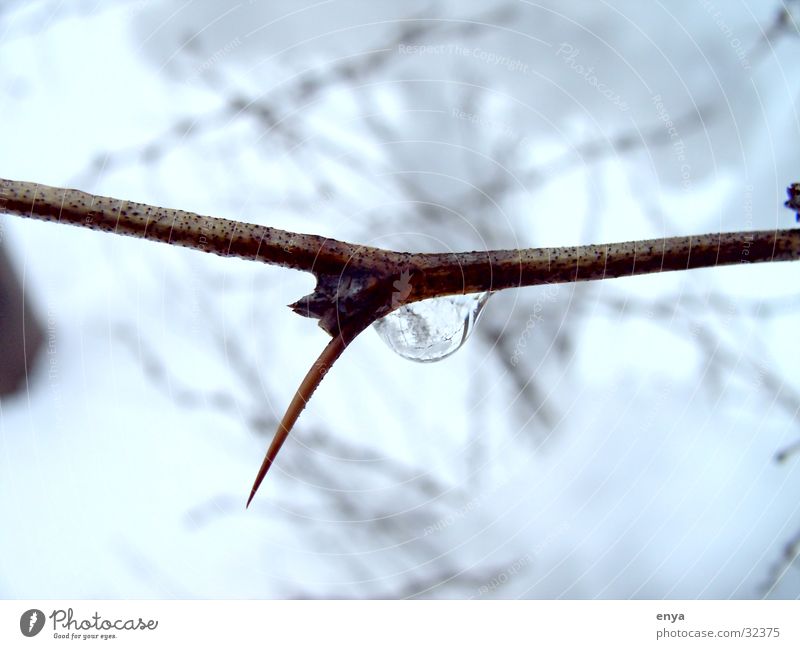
left=3, top=177, right=798, bottom=336
left=410, top=229, right=800, bottom=297
left=0, top=177, right=378, bottom=274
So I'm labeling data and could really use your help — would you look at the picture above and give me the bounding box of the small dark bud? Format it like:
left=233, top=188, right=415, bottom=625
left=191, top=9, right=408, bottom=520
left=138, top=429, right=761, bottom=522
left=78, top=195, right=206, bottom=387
left=786, top=183, right=800, bottom=222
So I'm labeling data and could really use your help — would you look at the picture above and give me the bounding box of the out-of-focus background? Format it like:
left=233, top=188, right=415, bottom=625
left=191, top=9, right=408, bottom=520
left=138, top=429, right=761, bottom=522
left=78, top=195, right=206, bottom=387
left=0, top=0, right=799, bottom=599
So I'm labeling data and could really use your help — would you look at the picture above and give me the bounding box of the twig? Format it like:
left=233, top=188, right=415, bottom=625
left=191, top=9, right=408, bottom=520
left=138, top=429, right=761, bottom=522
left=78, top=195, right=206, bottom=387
left=4, top=178, right=799, bottom=331
left=3, top=176, right=799, bottom=504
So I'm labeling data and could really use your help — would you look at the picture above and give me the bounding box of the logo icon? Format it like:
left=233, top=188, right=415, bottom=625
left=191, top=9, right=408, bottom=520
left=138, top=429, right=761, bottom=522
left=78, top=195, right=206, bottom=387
left=391, top=270, right=413, bottom=309
left=20, top=609, right=45, bottom=637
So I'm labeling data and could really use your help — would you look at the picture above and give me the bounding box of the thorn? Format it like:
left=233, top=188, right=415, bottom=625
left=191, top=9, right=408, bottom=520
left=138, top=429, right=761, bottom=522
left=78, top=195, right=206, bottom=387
left=245, top=327, right=361, bottom=508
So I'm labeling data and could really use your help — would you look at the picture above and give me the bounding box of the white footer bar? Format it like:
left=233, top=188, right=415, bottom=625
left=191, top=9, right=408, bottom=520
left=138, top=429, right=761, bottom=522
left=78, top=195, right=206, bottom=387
left=1, top=600, right=797, bottom=648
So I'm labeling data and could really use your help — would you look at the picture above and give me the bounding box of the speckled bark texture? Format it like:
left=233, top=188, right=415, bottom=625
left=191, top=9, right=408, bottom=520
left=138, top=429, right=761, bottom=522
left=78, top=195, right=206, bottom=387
left=3, top=177, right=799, bottom=338
left=0, top=177, right=377, bottom=273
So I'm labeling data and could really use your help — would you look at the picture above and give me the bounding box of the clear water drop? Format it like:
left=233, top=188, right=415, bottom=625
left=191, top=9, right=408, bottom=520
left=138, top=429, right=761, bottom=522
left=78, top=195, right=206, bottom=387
left=373, top=292, right=491, bottom=363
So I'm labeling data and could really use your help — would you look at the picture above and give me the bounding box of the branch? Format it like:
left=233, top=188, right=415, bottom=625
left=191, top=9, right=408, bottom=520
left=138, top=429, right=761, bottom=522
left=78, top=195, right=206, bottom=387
left=3, top=177, right=799, bottom=504
left=4, top=178, right=799, bottom=333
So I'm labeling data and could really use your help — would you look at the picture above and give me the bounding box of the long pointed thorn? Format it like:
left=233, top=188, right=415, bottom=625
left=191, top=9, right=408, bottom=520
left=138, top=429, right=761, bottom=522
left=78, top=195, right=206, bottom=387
left=245, top=328, right=358, bottom=508
left=246, top=419, right=291, bottom=508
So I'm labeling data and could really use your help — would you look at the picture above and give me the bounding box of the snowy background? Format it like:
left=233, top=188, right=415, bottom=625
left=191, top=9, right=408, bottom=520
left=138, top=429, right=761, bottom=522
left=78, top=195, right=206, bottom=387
left=1, top=0, right=799, bottom=598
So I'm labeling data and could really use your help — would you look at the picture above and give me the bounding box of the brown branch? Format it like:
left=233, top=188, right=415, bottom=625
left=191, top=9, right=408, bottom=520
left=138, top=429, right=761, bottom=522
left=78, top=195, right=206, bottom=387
left=3, top=176, right=800, bottom=504
left=4, top=178, right=799, bottom=334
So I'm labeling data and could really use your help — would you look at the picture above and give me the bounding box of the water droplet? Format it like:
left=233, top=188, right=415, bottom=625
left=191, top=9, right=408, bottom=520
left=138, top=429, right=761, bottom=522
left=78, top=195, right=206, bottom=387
left=373, top=292, right=490, bottom=363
